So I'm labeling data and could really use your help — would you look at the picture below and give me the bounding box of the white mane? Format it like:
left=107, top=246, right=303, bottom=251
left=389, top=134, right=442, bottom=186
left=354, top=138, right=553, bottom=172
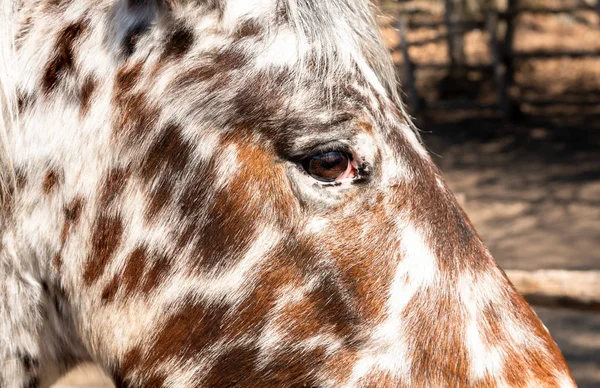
left=281, top=0, right=408, bottom=112
left=0, top=0, right=17, bottom=203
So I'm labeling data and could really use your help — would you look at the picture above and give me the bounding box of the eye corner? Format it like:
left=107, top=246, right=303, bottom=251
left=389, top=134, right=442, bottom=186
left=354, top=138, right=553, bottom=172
left=355, top=161, right=373, bottom=179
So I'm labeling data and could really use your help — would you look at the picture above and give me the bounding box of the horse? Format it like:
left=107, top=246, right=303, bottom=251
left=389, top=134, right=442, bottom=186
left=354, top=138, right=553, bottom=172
left=0, top=0, right=575, bottom=387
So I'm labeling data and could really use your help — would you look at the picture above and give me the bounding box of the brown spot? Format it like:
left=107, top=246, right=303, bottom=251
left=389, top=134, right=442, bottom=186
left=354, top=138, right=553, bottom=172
left=43, top=170, right=60, bottom=194
left=226, top=267, right=297, bottom=338
left=115, top=92, right=159, bottom=141
left=172, top=48, right=247, bottom=89
left=140, top=124, right=190, bottom=181
left=161, top=23, right=194, bottom=59
left=83, top=214, right=124, bottom=285
left=139, top=124, right=190, bottom=219
left=142, top=301, right=229, bottom=368
left=52, top=253, right=62, bottom=271
left=174, top=63, right=219, bottom=87
left=114, top=62, right=143, bottom=97
left=121, top=247, right=147, bottom=295
left=175, top=64, right=221, bottom=89
left=480, top=302, right=504, bottom=347
left=121, top=347, right=141, bottom=376
left=140, top=256, right=171, bottom=294
left=277, top=275, right=362, bottom=348
left=355, top=120, right=374, bottom=135
left=202, top=343, right=325, bottom=387
left=112, top=346, right=140, bottom=387
left=307, top=278, right=360, bottom=338
left=185, top=131, right=295, bottom=272
left=17, top=90, right=33, bottom=114
left=189, top=182, right=260, bottom=272
left=101, top=275, right=119, bottom=304
left=175, top=159, right=218, bottom=250
left=228, top=71, right=300, bottom=135
left=222, top=238, right=314, bottom=339
left=60, top=197, right=84, bottom=244
left=145, top=177, right=172, bottom=219
left=99, top=168, right=129, bottom=207
left=201, top=345, right=259, bottom=387
left=42, top=20, right=87, bottom=93
left=186, top=140, right=280, bottom=271
left=114, top=344, right=169, bottom=388
left=104, top=245, right=171, bottom=298
left=257, top=346, right=325, bottom=386
left=326, top=205, right=399, bottom=321
left=79, top=76, right=96, bottom=116
left=234, top=19, right=262, bottom=39
left=112, top=62, right=160, bottom=142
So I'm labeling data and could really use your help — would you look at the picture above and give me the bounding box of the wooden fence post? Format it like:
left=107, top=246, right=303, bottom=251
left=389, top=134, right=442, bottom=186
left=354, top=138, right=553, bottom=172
left=486, top=10, right=510, bottom=118
left=445, top=0, right=467, bottom=70
left=501, top=0, right=518, bottom=120
left=507, top=270, right=600, bottom=311
left=397, top=16, right=422, bottom=115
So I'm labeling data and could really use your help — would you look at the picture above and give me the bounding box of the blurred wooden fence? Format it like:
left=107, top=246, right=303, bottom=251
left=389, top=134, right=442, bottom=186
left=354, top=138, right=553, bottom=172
left=386, top=0, right=600, bottom=119
left=506, top=269, right=600, bottom=312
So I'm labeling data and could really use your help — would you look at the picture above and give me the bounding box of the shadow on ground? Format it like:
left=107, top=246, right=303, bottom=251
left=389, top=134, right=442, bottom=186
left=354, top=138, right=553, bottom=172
left=536, top=307, right=600, bottom=388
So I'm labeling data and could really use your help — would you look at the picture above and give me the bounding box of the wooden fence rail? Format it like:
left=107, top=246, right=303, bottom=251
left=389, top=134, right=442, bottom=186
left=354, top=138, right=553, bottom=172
left=393, top=0, right=600, bottom=120
left=506, top=270, right=600, bottom=311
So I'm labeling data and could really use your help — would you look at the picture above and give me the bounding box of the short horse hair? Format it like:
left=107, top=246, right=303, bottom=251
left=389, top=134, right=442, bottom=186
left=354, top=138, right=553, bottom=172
left=0, top=0, right=17, bottom=204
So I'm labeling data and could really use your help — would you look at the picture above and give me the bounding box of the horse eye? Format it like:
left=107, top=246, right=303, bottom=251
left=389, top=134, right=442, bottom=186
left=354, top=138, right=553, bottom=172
left=301, top=151, right=354, bottom=182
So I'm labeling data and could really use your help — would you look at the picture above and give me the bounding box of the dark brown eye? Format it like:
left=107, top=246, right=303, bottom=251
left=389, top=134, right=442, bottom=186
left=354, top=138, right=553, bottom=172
left=301, top=151, right=354, bottom=182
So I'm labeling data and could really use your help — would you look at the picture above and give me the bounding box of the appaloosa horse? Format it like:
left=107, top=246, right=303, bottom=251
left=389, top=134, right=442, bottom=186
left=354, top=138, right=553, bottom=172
left=0, top=0, right=575, bottom=387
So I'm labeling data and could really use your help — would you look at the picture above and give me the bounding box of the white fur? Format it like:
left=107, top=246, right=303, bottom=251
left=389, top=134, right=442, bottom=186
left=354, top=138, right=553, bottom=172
left=344, top=221, right=439, bottom=386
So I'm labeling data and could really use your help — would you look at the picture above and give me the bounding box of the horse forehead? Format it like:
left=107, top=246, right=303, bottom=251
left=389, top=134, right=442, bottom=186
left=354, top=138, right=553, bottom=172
left=21, top=0, right=416, bottom=166
left=25, top=0, right=393, bottom=118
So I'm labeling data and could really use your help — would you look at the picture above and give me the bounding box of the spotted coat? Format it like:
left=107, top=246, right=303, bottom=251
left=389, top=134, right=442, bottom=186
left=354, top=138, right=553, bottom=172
left=0, top=0, right=575, bottom=387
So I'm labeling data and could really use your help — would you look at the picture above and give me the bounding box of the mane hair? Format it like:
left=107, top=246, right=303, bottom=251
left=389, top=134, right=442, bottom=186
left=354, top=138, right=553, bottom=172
left=279, top=0, right=416, bottom=128
left=0, top=0, right=17, bottom=204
